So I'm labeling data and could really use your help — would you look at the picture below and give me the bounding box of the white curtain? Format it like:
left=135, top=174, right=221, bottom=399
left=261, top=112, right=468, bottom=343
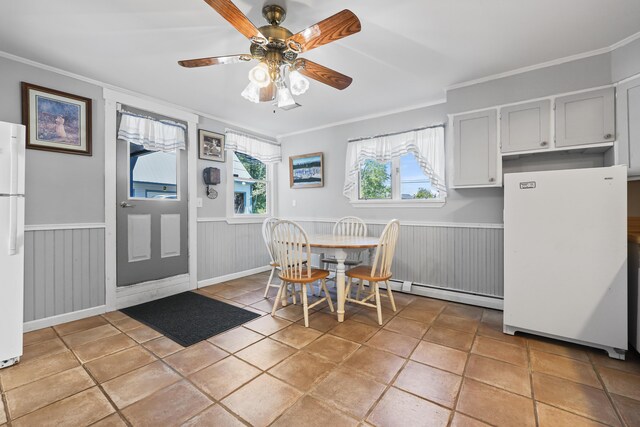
left=225, top=129, right=281, bottom=163
left=118, top=113, right=186, bottom=152
left=343, top=126, right=446, bottom=199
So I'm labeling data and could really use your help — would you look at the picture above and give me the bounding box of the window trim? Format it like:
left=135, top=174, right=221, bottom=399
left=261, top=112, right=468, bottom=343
left=226, top=150, right=273, bottom=222
left=353, top=155, right=446, bottom=208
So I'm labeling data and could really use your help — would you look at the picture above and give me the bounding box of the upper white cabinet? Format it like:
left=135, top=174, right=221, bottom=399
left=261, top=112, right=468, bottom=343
left=453, top=109, right=499, bottom=187
left=617, top=77, right=640, bottom=177
left=500, top=100, right=551, bottom=153
left=555, top=87, right=616, bottom=148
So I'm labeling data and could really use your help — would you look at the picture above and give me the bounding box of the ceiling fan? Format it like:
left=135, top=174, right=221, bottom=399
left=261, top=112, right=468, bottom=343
left=178, top=0, right=361, bottom=109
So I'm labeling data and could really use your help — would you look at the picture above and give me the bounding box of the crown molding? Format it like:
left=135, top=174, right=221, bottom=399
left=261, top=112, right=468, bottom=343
left=447, top=30, right=640, bottom=92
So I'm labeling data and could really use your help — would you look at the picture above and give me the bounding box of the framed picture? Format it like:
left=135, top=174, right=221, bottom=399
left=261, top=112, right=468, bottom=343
left=21, top=82, right=92, bottom=156
left=289, top=152, right=324, bottom=188
left=199, top=129, right=225, bottom=162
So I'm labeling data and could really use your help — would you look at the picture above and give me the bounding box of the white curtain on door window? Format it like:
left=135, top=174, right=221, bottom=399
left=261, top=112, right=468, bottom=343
left=343, top=126, right=447, bottom=200
left=225, top=129, right=281, bottom=163
left=118, top=112, right=186, bottom=152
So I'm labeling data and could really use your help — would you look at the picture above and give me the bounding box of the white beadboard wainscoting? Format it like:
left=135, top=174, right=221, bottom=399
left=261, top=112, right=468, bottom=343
left=197, top=218, right=271, bottom=286
left=23, top=224, right=106, bottom=328
left=292, top=219, right=504, bottom=309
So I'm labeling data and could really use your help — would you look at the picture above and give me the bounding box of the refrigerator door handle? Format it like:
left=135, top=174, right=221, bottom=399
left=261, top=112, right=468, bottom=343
left=9, top=134, right=18, bottom=196
left=8, top=196, right=17, bottom=256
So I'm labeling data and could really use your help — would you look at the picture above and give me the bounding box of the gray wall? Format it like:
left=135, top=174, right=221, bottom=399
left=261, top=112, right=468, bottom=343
left=612, top=37, right=640, bottom=83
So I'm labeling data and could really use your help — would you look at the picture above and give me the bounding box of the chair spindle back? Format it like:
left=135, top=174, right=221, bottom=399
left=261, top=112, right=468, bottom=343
left=370, top=219, right=400, bottom=278
left=333, top=216, right=367, bottom=237
left=261, top=217, right=279, bottom=264
left=272, top=220, right=312, bottom=280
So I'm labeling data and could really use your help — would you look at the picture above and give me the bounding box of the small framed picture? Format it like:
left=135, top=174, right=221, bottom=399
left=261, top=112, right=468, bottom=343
left=289, top=152, right=324, bottom=188
left=21, top=82, right=92, bottom=156
left=199, top=129, right=225, bottom=162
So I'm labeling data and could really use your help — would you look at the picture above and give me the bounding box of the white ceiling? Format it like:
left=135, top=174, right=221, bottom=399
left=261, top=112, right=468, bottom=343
left=1, top=0, right=640, bottom=137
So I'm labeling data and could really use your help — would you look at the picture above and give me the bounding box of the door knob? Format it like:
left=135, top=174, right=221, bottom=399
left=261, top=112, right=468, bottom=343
left=120, top=201, right=135, bottom=208
left=540, top=141, right=548, bottom=146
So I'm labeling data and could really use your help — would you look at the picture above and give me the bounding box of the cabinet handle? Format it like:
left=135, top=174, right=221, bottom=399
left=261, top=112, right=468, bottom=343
left=489, top=177, right=495, bottom=183
left=540, top=141, right=548, bottom=146
left=604, top=133, right=613, bottom=139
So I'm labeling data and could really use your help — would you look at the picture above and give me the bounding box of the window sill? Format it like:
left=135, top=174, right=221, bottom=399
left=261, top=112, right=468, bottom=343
left=226, top=215, right=268, bottom=224
left=350, top=199, right=446, bottom=208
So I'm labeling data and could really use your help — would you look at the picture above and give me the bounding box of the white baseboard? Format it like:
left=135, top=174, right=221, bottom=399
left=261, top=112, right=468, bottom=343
left=116, top=274, right=193, bottom=310
left=383, top=281, right=503, bottom=310
left=23, top=305, right=107, bottom=332
left=198, top=265, right=271, bottom=288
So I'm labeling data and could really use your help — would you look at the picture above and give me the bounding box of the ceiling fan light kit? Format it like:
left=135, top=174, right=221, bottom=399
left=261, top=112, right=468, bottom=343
left=179, top=0, right=361, bottom=109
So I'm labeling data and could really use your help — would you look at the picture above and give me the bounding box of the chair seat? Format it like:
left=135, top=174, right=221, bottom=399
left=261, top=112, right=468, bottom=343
left=321, top=258, right=362, bottom=266
left=279, top=268, right=330, bottom=284
left=345, top=265, right=392, bottom=282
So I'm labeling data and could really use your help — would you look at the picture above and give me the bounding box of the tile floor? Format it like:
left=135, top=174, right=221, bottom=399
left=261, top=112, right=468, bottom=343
left=2, top=271, right=640, bottom=426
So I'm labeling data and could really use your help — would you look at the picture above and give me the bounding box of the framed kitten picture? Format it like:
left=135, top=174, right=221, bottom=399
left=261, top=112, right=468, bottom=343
left=199, top=129, right=225, bottom=162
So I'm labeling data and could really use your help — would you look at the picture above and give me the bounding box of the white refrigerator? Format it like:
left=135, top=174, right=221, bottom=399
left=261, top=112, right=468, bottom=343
left=0, top=121, right=25, bottom=369
left=503, top=166, right=628, bottom=359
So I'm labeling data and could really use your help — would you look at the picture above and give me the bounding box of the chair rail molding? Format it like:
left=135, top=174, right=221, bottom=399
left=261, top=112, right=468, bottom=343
left=25, top=223, right=106, bottom=231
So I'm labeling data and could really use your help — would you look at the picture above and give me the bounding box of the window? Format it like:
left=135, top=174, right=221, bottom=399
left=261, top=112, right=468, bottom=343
left=232, top=151, right=268, bottom=215
left=359, top=159, right=391, bottom=200
left=128, top=142, right=178, bottom=200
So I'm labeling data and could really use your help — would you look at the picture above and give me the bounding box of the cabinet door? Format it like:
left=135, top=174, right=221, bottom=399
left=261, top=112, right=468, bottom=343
left=500, top=100, right=551, bottom=153
left=555, top=87, right=615, bottom=147
left=618, top=78, right=640, bottom=176
left=453, top=109, right=498, bottom=186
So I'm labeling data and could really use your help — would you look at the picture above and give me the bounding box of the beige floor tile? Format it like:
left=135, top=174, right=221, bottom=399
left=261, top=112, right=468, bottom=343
left=230, top=290, right=266, bottom=306
left=298, top=312, right=340, bottom=332
left=590, top=349, right=640, bottom=375
left=21, top=337, right=67, bottom=362
left=251, top=298, right=277, bottom=313
left=530, top=349, right=601, bottom=388
left=121, top=380, right=212, bottom=426
left=367, top=387, right=450, bottom=427
left=125, top=325, right=163, bottom=343
left=274, top=304, right=307, bottom=322
left=269, top=351, right=336, bottom=392
left=329, top=319, right=379, bottom=343
left=182, top=404, right=245, bottom=427
left=164, top=341, right=228, bottom=376
left=142, top=336, right=184, bottom=358
left=222, top=374, right=302, bottom=427
left=304, top=334, right=360, bottom=363
left=0, top=398, right=5, bottom=424
left=311, top=368, right=386, bottom=419
left=244, top=315, right=292, bottom=335
left=190, top=356, right=261, bottom=399
left=433, top=314, right=479, bottom=334
left=11, top=387, right=114, bottom=427
left=471, top=335, right=528, bottom=367
left=101, top=311, right=129, bottom=323
left=480, top=309, right=503, bottom=327
left=272, top=395, right=359, bottom=427
left=536, top=402, right=608, bottom=427
left=598, top=366, right=640, bottom=401
left=5, top=366, right=94, bottom=419
left=111, top=316, right=143, bottom=332
left=394, top=360, right=461, bottom=408
left=532, top=372, right=620, bottom=426
left=271, top=324, right=322, bottom=348
left=216, top=286, right=251, bottom=299
left=527, top=336, right=590, bottom=362
left=410, top=341, right=468, bottom=375
left=406, top=297, right=447, bottom=312
left=61, top=324, right=121, bottom=348
left=101, top=360, right=182, bottom=409
left=85, top=346, right=156, bottom=383
left=611, top=393, right=640, bottom=427
left=367, top=329, right=419, bottom=358
left=457, top=379, right=535, bottom=427
left=53, top=316, right=108, bottom=336
left=423, top=326, right=475, bottom=351
left=207, top=327, right=265, bottom=353
left=383, top=316, right=429, bottom=339
left=91, top=413, right=128, bottom=427
left=450, top=412, right=491, bottom=427
left=476, top=323, right=526, bottom=347
left=0, top=350, right=79, bottom=390
left=350, top=307, right=395, bottom=326
left=342, top=346, right=405, bottom=384
left=465, top=354, right=531, bottom=397
left=72, top=333, right=137, bottom=363
left=23, top=327, right=57, bottom=346
left=443, top=303, right=484, bottom=320
left=235, top=337, right=296, bottom=370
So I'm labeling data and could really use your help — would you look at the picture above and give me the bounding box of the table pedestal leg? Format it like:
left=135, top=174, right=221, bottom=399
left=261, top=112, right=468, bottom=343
left=336, top=258, right=346, bottom=322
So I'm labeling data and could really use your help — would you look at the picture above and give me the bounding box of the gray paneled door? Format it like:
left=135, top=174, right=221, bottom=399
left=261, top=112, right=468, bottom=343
left=116, top=111, right=188, bottom=287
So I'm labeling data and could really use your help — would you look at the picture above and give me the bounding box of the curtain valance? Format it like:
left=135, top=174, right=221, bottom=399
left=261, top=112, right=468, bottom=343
left=118, top=112, right=186, bottom=152
left=343, top=126, right=446, bottom=199
left=225, top=129, right=281, bottom=163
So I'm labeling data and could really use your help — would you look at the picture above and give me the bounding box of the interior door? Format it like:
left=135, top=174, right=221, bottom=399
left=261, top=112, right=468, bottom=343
left=116, top=109, right=188, bottom=287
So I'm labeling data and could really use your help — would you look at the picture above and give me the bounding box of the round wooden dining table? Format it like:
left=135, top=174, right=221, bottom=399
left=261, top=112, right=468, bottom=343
left=306, top=234, right=379, bottom=322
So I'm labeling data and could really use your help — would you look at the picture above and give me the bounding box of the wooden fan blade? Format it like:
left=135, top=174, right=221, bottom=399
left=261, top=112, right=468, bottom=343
left=178, top=54, right=251, bottom=68
left=288, top=10, right=361, bottom=52
left=203, top=0, right=263, bottom=40
left=259, top=82, right=276, bottom=102
left=295, top=59, right=353, bottom=90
